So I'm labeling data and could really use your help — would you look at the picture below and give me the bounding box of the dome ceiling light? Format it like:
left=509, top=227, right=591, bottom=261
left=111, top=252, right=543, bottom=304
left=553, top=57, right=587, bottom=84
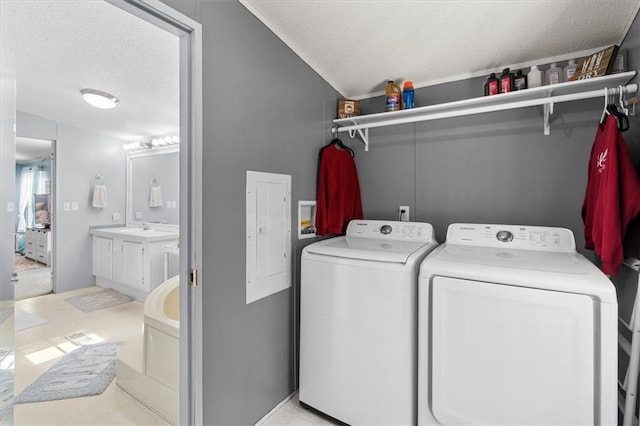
left=80, top=88, right=119, bottom=109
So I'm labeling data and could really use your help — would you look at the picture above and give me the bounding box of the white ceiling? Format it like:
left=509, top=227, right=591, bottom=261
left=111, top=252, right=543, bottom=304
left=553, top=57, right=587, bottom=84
left=240, top=0, right=640, bottom=99
left=0, top=1, right=179, bottom=148
left=15, top=137, right=51, bottom=164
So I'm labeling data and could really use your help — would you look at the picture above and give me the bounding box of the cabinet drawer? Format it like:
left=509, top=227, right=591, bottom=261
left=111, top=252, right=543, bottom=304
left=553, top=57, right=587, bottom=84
left=25, top=249, right=35, bottom=258
left=36, top=253, right=48, bottom=263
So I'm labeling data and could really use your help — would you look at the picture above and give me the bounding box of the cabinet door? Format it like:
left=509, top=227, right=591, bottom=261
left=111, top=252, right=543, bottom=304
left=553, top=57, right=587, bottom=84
left=120, top=240, right=144, bottom=288
left=93, top=236, right=113, bottom=279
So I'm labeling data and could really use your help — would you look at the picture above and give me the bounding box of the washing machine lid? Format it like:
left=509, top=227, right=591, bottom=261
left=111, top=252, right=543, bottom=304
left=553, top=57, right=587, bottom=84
left=307, top=236, right=433, bottom=263
left=307, top=220, right=437, bottom=263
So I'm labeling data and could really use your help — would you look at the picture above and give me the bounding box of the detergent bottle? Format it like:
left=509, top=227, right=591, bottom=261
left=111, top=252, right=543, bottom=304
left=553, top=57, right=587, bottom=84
left=402, top=81, right=415, bottom=109
left=385, top=80, right=401, bottom=112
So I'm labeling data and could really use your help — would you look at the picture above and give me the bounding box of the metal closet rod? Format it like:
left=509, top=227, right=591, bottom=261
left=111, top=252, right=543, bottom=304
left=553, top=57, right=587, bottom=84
left=332, top=83, right=639, bottom=147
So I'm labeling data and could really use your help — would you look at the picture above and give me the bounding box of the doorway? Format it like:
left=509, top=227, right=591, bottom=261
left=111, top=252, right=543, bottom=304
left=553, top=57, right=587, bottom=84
left=14, top=137, right=54, bottom=301
left=1, top=1, right=202, bottom=424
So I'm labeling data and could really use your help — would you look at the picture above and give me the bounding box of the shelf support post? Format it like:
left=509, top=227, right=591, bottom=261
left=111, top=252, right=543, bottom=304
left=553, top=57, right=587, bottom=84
left=543, top=101, right=554, bottom=136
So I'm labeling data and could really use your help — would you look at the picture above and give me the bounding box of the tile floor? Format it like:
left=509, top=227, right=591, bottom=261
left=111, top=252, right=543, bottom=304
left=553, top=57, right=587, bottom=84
left=261, top=394, right=336, bottom=426
left=10, top=286, right=336, bottom=426
left=13, top=286, right=169, bottom=425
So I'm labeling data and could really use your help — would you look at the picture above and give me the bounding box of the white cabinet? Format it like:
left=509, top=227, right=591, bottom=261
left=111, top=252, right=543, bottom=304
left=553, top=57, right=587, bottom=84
left=25, top=228, right=51, bottom=266
left=90, top=227, right=178, bottom=301
left=93, top=236, right=113, bottom=279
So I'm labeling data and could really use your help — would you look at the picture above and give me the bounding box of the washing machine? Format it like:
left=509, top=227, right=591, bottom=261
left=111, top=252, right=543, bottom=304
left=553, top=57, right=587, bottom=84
left=418, top=223, right=617, bottom=426
left=299, top=219, right=439, bottom=425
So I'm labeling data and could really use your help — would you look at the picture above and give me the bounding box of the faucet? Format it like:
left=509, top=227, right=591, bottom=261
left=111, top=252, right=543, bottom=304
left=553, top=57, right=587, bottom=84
left=139, top=222, right=151, bottom=230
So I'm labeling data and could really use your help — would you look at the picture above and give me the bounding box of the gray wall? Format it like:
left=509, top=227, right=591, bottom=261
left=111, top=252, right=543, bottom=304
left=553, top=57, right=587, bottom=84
left=356, top=89, right=604, bottom=253
left=16, top=111, right=127, bottom=293
left=159, top=0, right=338, bottom=424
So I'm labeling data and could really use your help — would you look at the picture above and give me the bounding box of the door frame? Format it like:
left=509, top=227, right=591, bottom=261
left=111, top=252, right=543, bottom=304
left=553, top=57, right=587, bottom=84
left=106, top=1, right=203, bottom=424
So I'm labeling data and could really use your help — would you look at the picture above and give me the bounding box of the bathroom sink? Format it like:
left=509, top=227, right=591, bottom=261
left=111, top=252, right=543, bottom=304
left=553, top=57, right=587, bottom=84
left=90, top=227, right=177, bottom=241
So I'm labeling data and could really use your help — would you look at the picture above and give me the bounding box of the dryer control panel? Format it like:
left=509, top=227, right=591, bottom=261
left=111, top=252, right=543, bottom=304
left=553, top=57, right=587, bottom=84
left=446, top=223, right=576, bottom=251
left=346, top=220, right=434, bottom=242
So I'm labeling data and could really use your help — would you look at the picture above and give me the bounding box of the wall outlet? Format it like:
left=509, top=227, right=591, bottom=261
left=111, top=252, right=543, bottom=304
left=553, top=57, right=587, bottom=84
left=71, top=201, right=79, bottom=211
left=112, top=212, right=121, bottom=222
left=63, top=202, right=70, bottom=211
left=399, top=205, right=410, bottom=222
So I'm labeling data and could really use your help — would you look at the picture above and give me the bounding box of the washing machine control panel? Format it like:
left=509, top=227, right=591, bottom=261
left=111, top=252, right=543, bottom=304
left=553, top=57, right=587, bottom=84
left=446, top=223, right=576, bottom=251
left=346, top=220, right=434, bottom=242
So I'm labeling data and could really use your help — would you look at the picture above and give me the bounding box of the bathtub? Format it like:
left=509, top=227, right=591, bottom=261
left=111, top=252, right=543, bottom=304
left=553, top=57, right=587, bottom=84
left=116, top=275, right=179, bottom=425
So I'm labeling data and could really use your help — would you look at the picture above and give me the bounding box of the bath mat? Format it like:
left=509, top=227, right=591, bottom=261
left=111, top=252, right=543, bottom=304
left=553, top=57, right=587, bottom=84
left=64, top=289, right=133, bottom=313
left=14, top=341, right=122, bottom=404
left=0, top=369, right=14, bottom=423
left=14, top=309, right=47, bottom=332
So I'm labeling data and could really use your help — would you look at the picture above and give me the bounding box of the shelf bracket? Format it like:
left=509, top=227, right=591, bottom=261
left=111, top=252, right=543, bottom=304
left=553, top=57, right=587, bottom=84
left=332, top=125, right=369, bottom=151
left=543, top=101, right=554, bottom=136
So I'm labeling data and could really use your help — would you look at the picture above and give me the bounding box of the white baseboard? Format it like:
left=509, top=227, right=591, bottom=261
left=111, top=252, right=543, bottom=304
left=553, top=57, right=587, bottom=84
left=255, top=391, right=296, bottom=425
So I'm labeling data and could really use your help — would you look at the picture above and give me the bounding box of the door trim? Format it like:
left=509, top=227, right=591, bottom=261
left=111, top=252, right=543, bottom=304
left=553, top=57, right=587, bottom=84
left=106, top=1, right=203, bottom=424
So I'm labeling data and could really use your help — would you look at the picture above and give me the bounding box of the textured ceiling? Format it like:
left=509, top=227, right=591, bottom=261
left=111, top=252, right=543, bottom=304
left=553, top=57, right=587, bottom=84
left=0, top=1, right=179, bottom=144
left=240, top=0, right=640, bottom=99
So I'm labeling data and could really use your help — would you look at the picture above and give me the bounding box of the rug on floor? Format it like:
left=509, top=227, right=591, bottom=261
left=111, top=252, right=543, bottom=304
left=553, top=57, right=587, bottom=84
left=64, top=289, right=133, bottom=313
left=14, top=254, right=43, bottom=273
left=0, top=369, right=14, bottom=423
left=14, top=309, right=47, bottom=332
left=14, top=341, right=122, bottom=404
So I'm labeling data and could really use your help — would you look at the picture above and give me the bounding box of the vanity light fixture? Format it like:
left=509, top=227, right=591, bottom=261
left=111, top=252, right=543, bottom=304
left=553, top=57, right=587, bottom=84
left=123, top=135, right=179, bottom=151
left=80, top=88, right=119, bottom=109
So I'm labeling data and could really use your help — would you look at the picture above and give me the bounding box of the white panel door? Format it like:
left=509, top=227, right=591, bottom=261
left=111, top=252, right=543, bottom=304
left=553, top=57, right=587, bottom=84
left=120, top=240, right=144, bottom=288
left=430, top=276, right=595, bottom=425
left=246, top=171, right=291, bottom=304
left=93, top=236, right=113, bottom=279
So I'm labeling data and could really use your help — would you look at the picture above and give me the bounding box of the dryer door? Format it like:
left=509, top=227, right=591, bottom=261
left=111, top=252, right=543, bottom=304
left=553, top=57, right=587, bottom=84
left=430, top=276, right=595, bottom=425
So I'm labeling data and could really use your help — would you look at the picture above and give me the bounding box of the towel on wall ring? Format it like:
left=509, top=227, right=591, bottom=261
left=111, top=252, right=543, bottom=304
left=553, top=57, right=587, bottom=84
left=92, top=184, right=107, bottom=208
left=149, top=185, right=163, bottom=208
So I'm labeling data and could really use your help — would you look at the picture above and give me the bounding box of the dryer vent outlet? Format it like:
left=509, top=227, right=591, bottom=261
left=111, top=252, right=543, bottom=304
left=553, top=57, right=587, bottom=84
left=399, top=206, right=410, bottom=222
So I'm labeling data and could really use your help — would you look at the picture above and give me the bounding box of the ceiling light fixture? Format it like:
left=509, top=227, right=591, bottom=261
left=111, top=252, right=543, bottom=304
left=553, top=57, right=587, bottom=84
left=80, top=88, right=119, bottom=109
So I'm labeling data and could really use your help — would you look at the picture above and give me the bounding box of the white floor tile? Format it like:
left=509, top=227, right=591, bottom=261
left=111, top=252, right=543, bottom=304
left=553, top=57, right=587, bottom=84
left=12, top=286, right=170, bottom=425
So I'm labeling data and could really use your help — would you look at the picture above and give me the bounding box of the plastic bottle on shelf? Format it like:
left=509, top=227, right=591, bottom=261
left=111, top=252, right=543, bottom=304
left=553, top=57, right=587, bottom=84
left=484, top=73, right=500, bottom=96
left=527, top=65, right=542, bottom=88
left=499, top=68, right=514, bottom=93
left=385, top=80, right=402, bottom=112
left=402, top=81, right=415, bottom=109
left=564, top=59, right=578, bottom=82
left=514, top=70, right=528, bottom=90
left=545, top=63, right=562, bottom=85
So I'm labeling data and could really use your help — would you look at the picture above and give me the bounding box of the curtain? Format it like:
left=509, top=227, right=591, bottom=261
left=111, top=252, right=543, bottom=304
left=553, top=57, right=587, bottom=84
left=17, top=167, right=34, bottom=232
left=36, top=166, right=49, bottom=194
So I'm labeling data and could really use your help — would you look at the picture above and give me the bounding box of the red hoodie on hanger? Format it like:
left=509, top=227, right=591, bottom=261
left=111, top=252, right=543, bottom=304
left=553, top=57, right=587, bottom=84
left=582, top=115, right=640, bottom=275
left=316, top=144, right=363, bottom=236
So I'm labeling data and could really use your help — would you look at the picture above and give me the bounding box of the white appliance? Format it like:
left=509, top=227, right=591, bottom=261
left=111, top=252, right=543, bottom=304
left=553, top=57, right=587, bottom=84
left=418, top=223, right=618, bottom=426
left=299, top=220, right=439, bottom=425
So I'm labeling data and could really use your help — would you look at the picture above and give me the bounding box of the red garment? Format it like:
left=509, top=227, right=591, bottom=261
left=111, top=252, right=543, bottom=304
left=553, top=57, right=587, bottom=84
left=316, top=144, right=363, bottom=236
left=582, top=115, right=640, bottom=275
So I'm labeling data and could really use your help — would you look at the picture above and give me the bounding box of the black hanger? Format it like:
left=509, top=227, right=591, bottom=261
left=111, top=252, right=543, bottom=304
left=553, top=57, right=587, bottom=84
left=330, top=138, right=355, bottom=157
left=607, top=103, right=629, bottom=132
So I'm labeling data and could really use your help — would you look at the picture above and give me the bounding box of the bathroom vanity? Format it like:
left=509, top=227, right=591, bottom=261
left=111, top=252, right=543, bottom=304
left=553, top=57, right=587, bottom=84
left=90, top=227, right=179, bottom=301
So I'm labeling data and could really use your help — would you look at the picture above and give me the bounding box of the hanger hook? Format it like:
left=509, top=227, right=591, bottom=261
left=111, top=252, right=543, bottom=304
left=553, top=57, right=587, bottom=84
left=619, top=85, right=629, bottom=116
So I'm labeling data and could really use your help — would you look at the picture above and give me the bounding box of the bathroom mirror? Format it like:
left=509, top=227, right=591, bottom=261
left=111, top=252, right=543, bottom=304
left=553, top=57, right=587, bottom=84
left=127, top=146, right=179, bottom=226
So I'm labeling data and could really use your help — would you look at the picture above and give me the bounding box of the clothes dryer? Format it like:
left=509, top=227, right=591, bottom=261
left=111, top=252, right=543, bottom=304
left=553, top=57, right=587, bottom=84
left=300, top=220, right=439, bottom=425
left=418, top=223, right=617, bottom=426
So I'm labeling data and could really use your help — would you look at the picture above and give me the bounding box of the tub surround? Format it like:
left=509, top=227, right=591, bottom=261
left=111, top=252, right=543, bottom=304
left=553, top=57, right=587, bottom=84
left=90, top=227, right=179, bottom=301
left=116, top=275, right=180, bottom=425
